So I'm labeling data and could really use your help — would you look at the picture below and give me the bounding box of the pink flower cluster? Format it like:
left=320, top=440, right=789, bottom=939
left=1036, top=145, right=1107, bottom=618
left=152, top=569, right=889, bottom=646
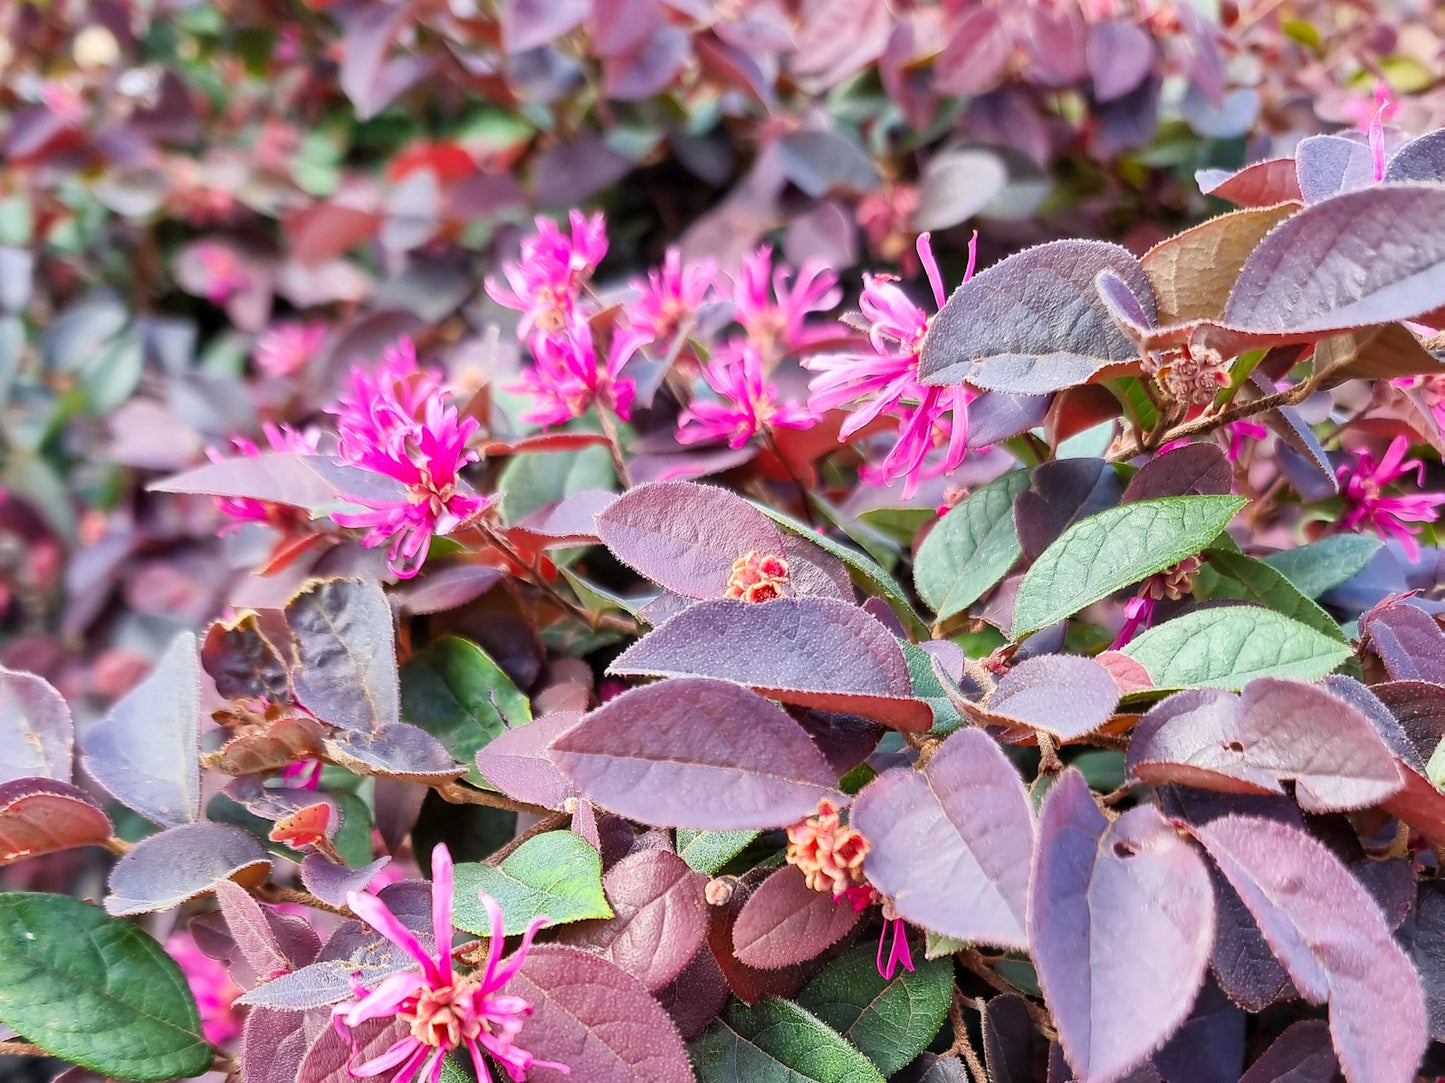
left=1337, top=436, right=1445, bottom=562
left=333, top=843, right=566, bottom=1083
left=329, top=339, right=488, bottom=578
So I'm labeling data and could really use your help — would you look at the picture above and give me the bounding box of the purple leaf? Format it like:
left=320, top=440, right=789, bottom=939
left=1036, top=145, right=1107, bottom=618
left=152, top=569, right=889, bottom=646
left=1014, top=457, right=1125, bottom=563
left=324, top=722, right=464, bottom=784
left=557, top=849, right=709, bottom=993
left=730, top=864, right=862, bottom=969
left=285, top=578, right=400, bottom=733
left=1410, top=881, right=1445, bottom=1041
left=852, top=728, right=1034, bottom=948
left=338, top=2, right=430, bottom=120
left=241, top=1008, right=314, bottom=1083
left=655, top=946, right=731, bottom=1042
left=106, top=822, right=272, bottom=916
left=1151, top=978, right=1245, bottom=1083
left=610, top=597, right=930, bottom=732
left=1128, top=688, right=1283, bottom=795
left=1029, top=771, right=1214, bottom=1083
left=500, top=0, right=589, bottom=53
left=919, top=241, right=1157, bottom=393
left=82, top=632, right=201, bottom=827
left=1122, top=443, right=1233, bottom=502
left=475, top=712, right=583, bottom=810
left=151, top=452, right=407, bottom=516
left=1021, top=6, right=1087, bottom=85
left=1087, top=21, right=1156, bottom=102
left=514, top=489, right=617, bottom=546
left=967, top=391, right=1054, bottom=448
left=595, top=481, right=786, bottom=599
left=0, top=666, right=73, bottom=783
left=1385, top=130, right=1445, bottom=184
left=1237, top=1020, right=1341, bottom=1083
left=1362, top=601, right=1445, bottom=683
left=202, top=613, right=291, bottom=703
left=1295, top=135, right=1376, bottom=203
left=1189, top=815, right=1427, bottom=1083
left=397, top=565, right=505, bottom=616
left=550, top=679, right=842, bottom=830
left=1196, top=158, right=1303, bottom=208
left=300, top=855, right=391, bottom=909
left=911, top=148, right=1008, bottom=232
left=1223, top=186, right=1445, bottom=336
left=214, top=879, right=303, bottom=980
left=296, top=1016, right=411, bottom=1083
left=509, top=944, right=695, bottom=1083
left=982, top=994, right=1037, bottom=1083
left=982, top=654, right=1120, bottom=741
left=1209, top=860, right=1295, bottom=1012
left=777, top=130, right=879, bottom=198
left=0, top=778, right=112, bottom=865
left=933, top=8, right=1010, bottom=96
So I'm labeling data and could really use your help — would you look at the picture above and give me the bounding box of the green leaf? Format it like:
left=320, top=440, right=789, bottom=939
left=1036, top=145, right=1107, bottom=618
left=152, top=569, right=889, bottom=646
left=901, top=641, right=963, bottom=735
left=1201, top=549, right=1347, bottom=643
left=439, top=1054, right=472, bottom=1083
left=796, top=946, right=953, bottom=1076
left=924, top=931, right=969, bottom=959
left=914, top=470, right=1030, bottom=622
left=1261, top=534, right=1381, bottom=599
left=755, top=504, right=929, bottom=638
left=498, top=445, right=613, bottom=525
left=0, top=893, right=210, bottom=1080
left=1012, top=495, right=1247, bottom=635
left=690, top=997, right=886, bottom=1083
left=452, top=832, right=611, bottom=936
left=401, top=636, right=531, bottom=787
left=677, top=829, right=761, bottom=875
left=1121, top=608, right=1351, bottom=690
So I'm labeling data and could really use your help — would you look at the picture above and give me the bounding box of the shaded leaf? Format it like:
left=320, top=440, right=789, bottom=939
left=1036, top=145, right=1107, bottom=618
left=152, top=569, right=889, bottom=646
left=677, top=829, right=760, bottom=876
left=1237, top=1020, right=1341, bottom=1083
left=1029, top=771, right=1214, bottom=1083
left=1196, top=159, right=1303, bottom=208
left=201, top=614, right=290, bottom=703
left=1122, top=608, right=1351, bottom=690
left=982, top=994, right=1037, bottom=1083
left=551, top=679, right=842, bottom=830
left=1141, top=205, right=1298, bottom=326
left=1384, top=130, right=1445, bottom=185
left=1120, top=443, right=1232, bottom=502
left=690, top=996, right=887, bottom=1083
left=452, top=831, right=611, bottom=936
left=731, top=865, right=862, bottom=970
left=1362, top=602, right=1445, bottom=683
left=1015, top=458, right=1126, bottom=563
left=851, top=728, right=1033, bottom=948
left=796, top=944, right=953, bottom=1076
left=106, top=822, right=272, bottom=916
left=1013, top=496, right=1245, bottom=635
left=0, top=892, right=209, bottom=1080
left=914, top=470, right=1030, bottom=621
left=0, top=778, right=112, bottom=865
left=1202, top=549, right=1346, bottom=642
left=0, top=666, right=72, bottom=784
left=285, top=578, right=400, bottom=733
left=610, top=597, right=929, bottom=732
left=82, top=632, right=200, bottom=827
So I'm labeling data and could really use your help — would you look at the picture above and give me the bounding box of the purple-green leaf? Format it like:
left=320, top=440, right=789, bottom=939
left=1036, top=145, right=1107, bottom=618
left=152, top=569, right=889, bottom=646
left=1029, top=770, right=1214, bottom=1083
left=550, top=679, right=842, bottom=830
left=851, top=728, right=1034, bottom=948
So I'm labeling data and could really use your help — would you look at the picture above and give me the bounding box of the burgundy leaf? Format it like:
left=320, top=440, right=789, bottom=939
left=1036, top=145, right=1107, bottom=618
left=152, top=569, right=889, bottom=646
left=514, top=489, right=617, bottom=546
left=896, top=1053, right=971, bottom=1083
left=397, top=565, right=506, bottom=616
left=558, top=849, right=709, bottom=992
left=551, top=679, right=841, bottom=830
left=1129, top=688, right=1283, bottom=795
left=595, top=481, right=785, bottom=599
left=794, top=709, right=885, bottom=778
left=654, top=945, right=731, bottom=1042
left=241, top=1008, right=313, bottom=1083
left=1189, top=815, right=1427, bottom=1083
left=202, top=614, right=290, bottom=703
left=301, top=855, right=392, bottom=909
left=852, top=728, right=1034, bottom=948
left=982, top=993, right=1037, bottom=1083
left=1372, top=680, right=1445, bottom=763
left=215, top=878, right=298, bottom=981
left=324, top=722, right=464, bottom=784
left=730, top=864, right=862, bottom=969
left=285, top=578, right=400, bottom=732
left=610, top=597, right=929, bottom=732
left=296, top=1015, right=411, bottom=1083
left=1021, top=6, right=1087, bottom=85
left=920, top=241, right=1156, bottom=392
left=1209, top=861, right=1295, bottom=1012
left=0, top=666, right=72, bottom=784
left=1151, top=977, right=1246, bottom=1083
left=1411, top=881, right=1445, bottom=1042
left=1121, top=443, right=1233, bottom=502
left=982, top=654, right=1120, bottom=741
left=475, top=712, right=583, bottom=810
left=1223, top=185, right=1445, bottom=336
left=82, top=632, right=201, bottom=827
left=0, top=778, right=112, bottom=865
left=151, top=452, right=407, bottom=516
left=1237, top=1020, right=1341, bottom=1083
left=933, top=8, right=1011, bottom=96
left=1385, top=130, right=1445, bottom=185
left=1195, top=158, right=1303, bottom=208
left=1087, top=21, right=1156, bottom=102
left=106, top=822, right=272, bottom=916
left=1362, top=601, right=1445, bottom=683
left=500, top=0, right=589, bottom=53
left=508, top=944, right=694, bottom=1083
left=1029, top=771, right=1214, bottom=1083
left=338, top=2, right=430, bottom=120
left=1015, top=457, right=1126, bottom=563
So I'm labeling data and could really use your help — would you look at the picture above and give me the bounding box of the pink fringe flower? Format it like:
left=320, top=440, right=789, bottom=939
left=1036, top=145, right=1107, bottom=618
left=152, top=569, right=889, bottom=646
left=330, top=339, right=487, bottom=578
left=1338, top=436, right=1445, bottom=563
left=804, top=232, right=976, bottom=498
left=254, top=320, right=328, bottom=379
left=632, top=247, right=716, bottom=347
left=207, top=423, right=322, bottom=530
left=518, top=313, right=647, bottom=428
left=166, top=930, right=244, bottom=1046
left=333, top=844, right=568, bottom=1083
left=676, top=344, right=816, bottom=449
left=730, top=245, right=842, bottom=362
left=486, top=211, right=608, bottom=339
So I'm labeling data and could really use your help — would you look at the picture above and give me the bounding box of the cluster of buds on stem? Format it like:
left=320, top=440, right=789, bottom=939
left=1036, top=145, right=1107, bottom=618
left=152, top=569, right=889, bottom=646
left=1146, top=342, right=1231, bottom=406
left=725, top=551, right=792, bottom=602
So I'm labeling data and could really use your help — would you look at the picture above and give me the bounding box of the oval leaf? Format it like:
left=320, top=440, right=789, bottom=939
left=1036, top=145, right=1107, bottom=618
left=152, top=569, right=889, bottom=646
left=1013, top=495, right=1245, bottom=636
left=983, top=654, right=1121, bottom=741
left=0, top=778, right=112, bottom=865
left=1122, top=608, right=1352, bottom=690
left=1029, top=771, right=1214, bottom=1083
left=731, top=865, right=862, bottom=970
left=851, top=728, right=1034, bottom=948
left=914, top=470, right=1031, bottom=621
left=550, top=679, right=842, bottom=830
left=106, top=822, right=272, bottom=916
left=0, top=666, right=72, bottom=784
left=690, top=996, right=887, bottom=1083
left=1141, top=204, right=1298, bottom=326
left=610, top=597, right=929, bottom=732
left=0, top=892, right=210, bottom=1080
left=452, top=831, right=612, bottom=937
left=286, top=578, right=400, bottom=733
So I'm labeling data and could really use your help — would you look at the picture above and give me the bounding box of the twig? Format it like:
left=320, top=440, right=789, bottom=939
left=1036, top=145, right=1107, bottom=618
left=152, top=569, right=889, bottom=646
left=948, top=992, right=989, bottom=1083
left=485, top=810, right=571, bottom=866
left=435, top=781, right=552, bottom=817
left=0, top=1042, right=49, bottom=1058
left=596, top=408, right=633, bottom=489
left=253, top=883, right=351, bottom=918
left=480, top=523, right=639, bottom=636
left=103, top=836, right=134, bottom=856
left=958, top=949, right=1059, bottom=1041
